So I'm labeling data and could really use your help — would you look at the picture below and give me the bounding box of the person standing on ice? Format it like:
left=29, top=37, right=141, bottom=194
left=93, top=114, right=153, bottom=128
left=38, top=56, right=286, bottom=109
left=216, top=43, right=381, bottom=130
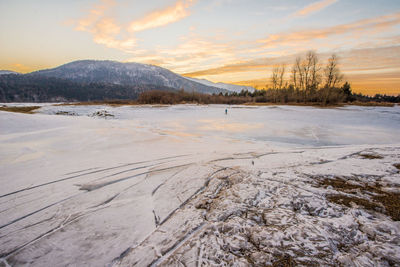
left=225, top=108, right=228, bottom=115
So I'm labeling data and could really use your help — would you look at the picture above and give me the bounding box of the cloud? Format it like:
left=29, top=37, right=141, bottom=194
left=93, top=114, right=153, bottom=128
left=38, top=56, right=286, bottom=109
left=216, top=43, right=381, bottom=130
left=292, top=0, right=338, bottom=18
left=75, top=0, right=116, bottom=32
left=129, top=0, right=195, bottom=32
left=182, top=61, right=277, bottom=77
left=127, top=32, right=239, bottom=73
left=260, top=11, right=400, bottom=48
left=182, top=55, right=296, bottom=77
left=75, top=0, right=136, bottom=52
left=75, top=0, right=195, bottom=52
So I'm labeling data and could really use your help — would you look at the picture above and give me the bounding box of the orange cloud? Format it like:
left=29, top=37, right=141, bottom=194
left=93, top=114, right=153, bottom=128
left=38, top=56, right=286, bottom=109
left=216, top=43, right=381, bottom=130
left=129, top=0, right=195, bottom=32
left=127, top=32, right=240, bottom=74
left=182, top=55, right=295, bottom=77
left=75, top=0, right=136, bottom=52
left=292, top=0, right=338, bottom=17
left=75, top=0, right=116, bottom=32
left=260, top=11, right=400, bottom=48
left=75, top=0, right=195, bottom=52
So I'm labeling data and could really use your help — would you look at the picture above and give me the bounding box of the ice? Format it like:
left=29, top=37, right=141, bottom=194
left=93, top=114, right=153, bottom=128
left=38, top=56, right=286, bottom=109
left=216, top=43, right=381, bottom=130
left=0, top=104, right=399, bottom=266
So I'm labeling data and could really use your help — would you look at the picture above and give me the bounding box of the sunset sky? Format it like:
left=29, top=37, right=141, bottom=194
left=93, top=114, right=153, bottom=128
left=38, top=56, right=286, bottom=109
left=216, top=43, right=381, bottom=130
left=1, top=0, right=399, bottom=95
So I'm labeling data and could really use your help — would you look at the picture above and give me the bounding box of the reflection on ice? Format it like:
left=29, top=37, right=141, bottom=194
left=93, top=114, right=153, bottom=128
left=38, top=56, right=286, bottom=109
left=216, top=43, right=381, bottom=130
left=25, top=104, right=400, bottom=146
left=197, top=119, right=263, bottom=133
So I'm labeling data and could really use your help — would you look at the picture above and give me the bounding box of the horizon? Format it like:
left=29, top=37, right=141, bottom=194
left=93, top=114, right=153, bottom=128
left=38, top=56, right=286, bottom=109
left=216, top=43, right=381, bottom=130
left=1, top=0, right=399, bottom=95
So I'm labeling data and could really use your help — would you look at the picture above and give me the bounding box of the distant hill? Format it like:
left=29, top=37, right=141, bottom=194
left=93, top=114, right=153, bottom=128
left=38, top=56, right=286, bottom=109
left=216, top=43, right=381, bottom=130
left=185, top=77, right=255, bottom=93
left=0, top=70, right=20, bottom=75
left=32, top=60, right=227, bottom=95
left=0, top=74, right=177, bottom=102
left=0, top=60, right=231, bottom=102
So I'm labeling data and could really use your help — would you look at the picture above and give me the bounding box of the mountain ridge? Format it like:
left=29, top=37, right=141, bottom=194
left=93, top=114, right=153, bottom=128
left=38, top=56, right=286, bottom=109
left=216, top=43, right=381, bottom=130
left=185, top=77, right=255, bottom=93
left=0, top=70, right=21, bottom=75
left=0, top=60, right=260, bottom=102
left=30, top=60, right=227, bottom=95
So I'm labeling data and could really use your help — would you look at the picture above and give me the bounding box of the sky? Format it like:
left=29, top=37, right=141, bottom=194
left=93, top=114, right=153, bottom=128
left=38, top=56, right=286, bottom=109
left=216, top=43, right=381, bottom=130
left=0, top=0, right=399, bottom=95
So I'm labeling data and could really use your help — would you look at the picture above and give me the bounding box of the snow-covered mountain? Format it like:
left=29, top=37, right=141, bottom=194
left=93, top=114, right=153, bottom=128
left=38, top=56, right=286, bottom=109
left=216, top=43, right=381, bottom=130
left=185, top=77, right=255, bottom=93
left=0, top=70, right=20, bottom=75
left=31, top=60, right=227, bottom=95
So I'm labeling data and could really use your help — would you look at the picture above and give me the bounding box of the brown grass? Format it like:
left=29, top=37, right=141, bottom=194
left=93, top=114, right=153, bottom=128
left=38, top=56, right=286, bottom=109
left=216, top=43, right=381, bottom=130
left=394, top=164, right=400, bottom=171
left=350, top=101, right=395, bottom=107
left=272, top=255, right=295, bottom=267
left=243, top=102, right=343, bottom=108
left=319, top=177, right=400, bottom=221
left=359, top=153, right=384, bottom=159
left=55, top=100, right=139, bottom=107
left=327, top=195, right=383, bottom=212
left=0, top=106, right=41, bottom=114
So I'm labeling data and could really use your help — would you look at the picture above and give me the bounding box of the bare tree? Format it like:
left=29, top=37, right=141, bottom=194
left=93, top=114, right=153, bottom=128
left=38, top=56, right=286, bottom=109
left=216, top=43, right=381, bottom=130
left=271, top=64, right=286, bottom=90
left=293, top=57, right=304, bottom=91
left=278, top=64, right=286, bottom=90
left=324, top=54, right=343, bottom=88
left=304, top=51, right=321, bottom=91
left=271, top=66, right=279, bottom=90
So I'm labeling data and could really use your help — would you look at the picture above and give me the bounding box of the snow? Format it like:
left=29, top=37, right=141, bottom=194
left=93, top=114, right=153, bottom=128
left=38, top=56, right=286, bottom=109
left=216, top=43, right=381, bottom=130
left=0, top=104, right=399, bottom=266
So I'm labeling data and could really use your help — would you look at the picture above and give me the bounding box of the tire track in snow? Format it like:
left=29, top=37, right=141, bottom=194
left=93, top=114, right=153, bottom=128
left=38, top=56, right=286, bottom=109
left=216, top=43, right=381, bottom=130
left=0, top=154, right=192, bottom=199
left=0, top=192, right=83, bottom=230
left=79, top=163, right=194, bottom=192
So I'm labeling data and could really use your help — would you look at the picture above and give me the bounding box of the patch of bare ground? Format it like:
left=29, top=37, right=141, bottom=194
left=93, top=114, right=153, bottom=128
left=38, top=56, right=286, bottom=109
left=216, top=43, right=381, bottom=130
left=358, top=153, right=384, bottom=159
left=318, top=176, right=400, bottom=221
left=271, top=255, right=295, bottom=267
left=0, top=105, right=40, bottom=114
left=350, top=101, right=395, bottom=107
left=90, top=110, right=114, bottom=117
left=55, top=111, right=77, bottom=116
left=394, top=163, right=400, bottom=172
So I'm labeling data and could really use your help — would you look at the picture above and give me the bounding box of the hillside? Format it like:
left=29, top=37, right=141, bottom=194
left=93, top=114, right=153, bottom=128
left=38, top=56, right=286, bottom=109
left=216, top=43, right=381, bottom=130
left=32, top=60, right=227, bottom=95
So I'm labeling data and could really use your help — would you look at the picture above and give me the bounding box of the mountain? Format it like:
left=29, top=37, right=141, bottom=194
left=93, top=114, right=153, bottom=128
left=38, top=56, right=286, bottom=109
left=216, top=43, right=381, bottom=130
left=185, top=77, right=256, bottom=93
left=32, top=60, right=227, bottom=95
left=0, top=75, right=176, bottom=102
left=0, top=70, right=20, bottom=75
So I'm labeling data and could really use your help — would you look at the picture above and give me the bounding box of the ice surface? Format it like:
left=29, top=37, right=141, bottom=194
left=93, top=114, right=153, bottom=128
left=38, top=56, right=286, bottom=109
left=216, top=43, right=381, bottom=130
left=0, top=104, right=399, bottom=266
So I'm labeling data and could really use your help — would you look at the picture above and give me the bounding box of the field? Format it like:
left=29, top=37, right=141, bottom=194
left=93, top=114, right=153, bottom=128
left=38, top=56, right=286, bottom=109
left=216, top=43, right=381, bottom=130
left=0, top=104, right=399, bottom=266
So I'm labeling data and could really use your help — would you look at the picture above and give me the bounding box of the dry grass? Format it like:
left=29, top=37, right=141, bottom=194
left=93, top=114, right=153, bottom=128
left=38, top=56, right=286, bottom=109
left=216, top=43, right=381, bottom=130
left=319, top=177, right=400, bottom=221
left=243, top=102, right=343, bottom=108
left=394, top=164, right=400, bottom=171
left=358, top=153, right=384, bottom=159
left=0, top=106, right=41, bottom=114
left=271, top=255, right=295, bottom=267
left=350, top=101, right=395, bottom=107
left=56, top=100, right=139, bottom=107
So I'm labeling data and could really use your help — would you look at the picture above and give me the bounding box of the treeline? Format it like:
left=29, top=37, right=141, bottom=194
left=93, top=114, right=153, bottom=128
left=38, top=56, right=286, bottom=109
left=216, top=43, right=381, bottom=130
left=137, top=84, right=399, bottom=106
left=138, top=90, right=252, bottom=104
left=215, top=51, right=399, bottom=105
left=0, top=74, right=175, bottom=102
left=136, top=87, right=346, bottom=105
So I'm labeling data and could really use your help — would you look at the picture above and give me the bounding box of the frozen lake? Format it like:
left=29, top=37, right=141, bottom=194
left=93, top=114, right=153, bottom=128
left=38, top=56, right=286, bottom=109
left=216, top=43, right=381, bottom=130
left=1, top=104, right=399, bottom=266
left=34, top=104, right=400, bottom=147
